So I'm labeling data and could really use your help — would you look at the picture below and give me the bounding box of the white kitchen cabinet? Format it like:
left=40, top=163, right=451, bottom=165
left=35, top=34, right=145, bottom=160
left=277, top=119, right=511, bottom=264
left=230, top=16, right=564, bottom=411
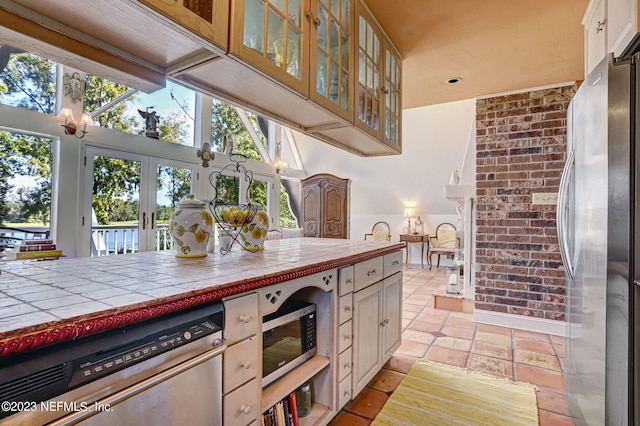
left=584, top=0, right=607, bottom=76
left=607, top=0, right=637, bottom=56
left=351, top=269, right=403, bottom=397
left=583, top=0, right=639, bottom=77
left=223, top=293, right=260, bottom=425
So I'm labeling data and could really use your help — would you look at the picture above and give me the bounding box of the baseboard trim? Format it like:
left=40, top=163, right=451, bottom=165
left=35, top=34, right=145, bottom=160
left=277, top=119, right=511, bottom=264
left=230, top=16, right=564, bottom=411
left=472, top=309, right=566, bottom=337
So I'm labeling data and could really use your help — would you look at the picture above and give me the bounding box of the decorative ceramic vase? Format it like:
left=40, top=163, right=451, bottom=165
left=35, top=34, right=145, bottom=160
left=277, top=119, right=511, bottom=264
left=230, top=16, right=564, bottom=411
left=169, top=195, right=213, bottom=257
left=238, top=206, right=269, bottom=252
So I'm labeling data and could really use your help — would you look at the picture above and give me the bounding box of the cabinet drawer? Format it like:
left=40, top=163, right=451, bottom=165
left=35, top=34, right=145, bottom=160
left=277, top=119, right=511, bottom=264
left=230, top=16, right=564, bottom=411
left=224, top=335, right=259, bottom=394
left=337, top=373, right=352, bottom=410
left=354, top=257, right=384, bottom=291
left=338, top=319, right=353, bottom=354
left=338, top=294, right=353, bottom=325
left=223, top=378, right=259, bottom=426
left=383, top=251, right=403, bottom=277
left=339, top=266, right=354, bottom=295
left=338, top=346, right=352, bottom=381
left=224, top=293, right=259, bottom=345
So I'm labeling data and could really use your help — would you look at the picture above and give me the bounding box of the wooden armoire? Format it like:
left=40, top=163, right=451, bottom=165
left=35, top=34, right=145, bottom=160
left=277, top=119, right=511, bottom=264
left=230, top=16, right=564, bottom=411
left=300, top=174, right=350, bottom=238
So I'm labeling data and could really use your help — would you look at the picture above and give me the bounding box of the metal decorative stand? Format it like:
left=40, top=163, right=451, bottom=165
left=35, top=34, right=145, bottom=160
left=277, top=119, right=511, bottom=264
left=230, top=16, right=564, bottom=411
left=208, top=153, right=258, bottom=254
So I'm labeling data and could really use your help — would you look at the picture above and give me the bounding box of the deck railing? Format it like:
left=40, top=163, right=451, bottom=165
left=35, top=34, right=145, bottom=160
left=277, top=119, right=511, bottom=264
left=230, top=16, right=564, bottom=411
left=91, top=224, right=173, bottom=256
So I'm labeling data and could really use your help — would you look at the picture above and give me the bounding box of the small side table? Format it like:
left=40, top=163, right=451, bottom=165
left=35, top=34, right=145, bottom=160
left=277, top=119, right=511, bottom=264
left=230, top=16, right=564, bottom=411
left=399, top=234, right=430, bottom=268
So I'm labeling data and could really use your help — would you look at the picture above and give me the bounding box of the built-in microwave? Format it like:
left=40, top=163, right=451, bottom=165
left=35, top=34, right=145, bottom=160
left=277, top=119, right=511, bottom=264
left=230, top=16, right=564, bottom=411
left=262, top=299, right=316, bottom=387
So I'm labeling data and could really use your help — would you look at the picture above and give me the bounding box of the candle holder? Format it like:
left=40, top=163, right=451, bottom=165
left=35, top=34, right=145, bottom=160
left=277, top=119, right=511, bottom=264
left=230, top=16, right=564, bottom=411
left=446, top=266, right=461, bottom=294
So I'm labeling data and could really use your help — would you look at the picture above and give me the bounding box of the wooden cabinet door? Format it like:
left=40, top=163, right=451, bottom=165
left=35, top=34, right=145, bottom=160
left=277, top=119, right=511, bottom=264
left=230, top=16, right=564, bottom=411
left=138, top=0, right=230, bottom=50
left=323, top=179, right=348, bottom=238
left=301, top=182, right=322, bottom=237
left=301, top=174, right=350, bottom=238
left=354, top=0, right=383, bottom=139
left=381, top=272, right=402, bottom=361
left=352, top=281, right=382, bottom=396
left=382, top=37, right=401, bottom=150
left=309, top=0, right=354, bottom=122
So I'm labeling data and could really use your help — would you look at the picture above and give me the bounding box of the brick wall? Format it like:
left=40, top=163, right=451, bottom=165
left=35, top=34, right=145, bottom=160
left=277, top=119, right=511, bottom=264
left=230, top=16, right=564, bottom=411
left=475, top=85, right=576, bottom=321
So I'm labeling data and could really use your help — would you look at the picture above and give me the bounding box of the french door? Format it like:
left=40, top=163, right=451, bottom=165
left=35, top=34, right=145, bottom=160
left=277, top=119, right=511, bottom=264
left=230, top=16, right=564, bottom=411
left=82, top=147, right=196, bottom=257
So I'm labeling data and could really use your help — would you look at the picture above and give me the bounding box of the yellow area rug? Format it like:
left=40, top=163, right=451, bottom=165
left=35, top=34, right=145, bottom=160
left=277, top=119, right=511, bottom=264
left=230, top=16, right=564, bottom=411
left=372, top=360, right=539, bottom=426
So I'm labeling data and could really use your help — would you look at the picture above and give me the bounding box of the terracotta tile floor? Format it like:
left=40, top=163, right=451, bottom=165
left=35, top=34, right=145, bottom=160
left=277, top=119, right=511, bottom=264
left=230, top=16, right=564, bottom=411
left=329, top=264, right=574, bottom=426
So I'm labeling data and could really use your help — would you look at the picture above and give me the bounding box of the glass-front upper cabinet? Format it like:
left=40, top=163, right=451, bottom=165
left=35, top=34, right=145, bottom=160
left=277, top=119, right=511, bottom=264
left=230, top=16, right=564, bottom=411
left=355, top=0, right=402, bottom=149
left=309, top=0, right=353, bottom=122
left=230, top=0, right=310, bottom=95
left=138, top=0, right=230, bottom=50
left=354, top=1, right=382, bottom=139
left=383, top=39, right=402, bottom=148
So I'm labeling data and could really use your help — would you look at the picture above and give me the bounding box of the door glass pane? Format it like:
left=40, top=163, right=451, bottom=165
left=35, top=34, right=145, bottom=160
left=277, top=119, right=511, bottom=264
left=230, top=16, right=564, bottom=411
left=155, top=165, right=192, bottom=251
left=358, top=86, right=365, bottom=121
left=317, top=51, right=328, bottom=96
left=91, top=155, right=141, bottom=256
left=318, top=5, right=329, bottom=51
left=329, top=60, right=339, bottom=103
left=271, top=0, right=285, bottom=13
left=330, top=18, right=339, bottom=61
left=287, top=26, right=301, bottom=78
left=341, top=0, right=349, bottom=25
left=267, top=8, right=285, bottom=67
left=340, top=70, right=348, bottom=110
left=249, top=180, right=268, bottom=207
left=288, top=0, right=302, bottom=28
left=341, top=30, right=349, bottom=68
left=214, top=175, right=240, bottom=204
left=1, top=132, right=52, bottom=237
left=244, top=0, right=265, bottom=53
left=358, top=51, right=365, bottom=85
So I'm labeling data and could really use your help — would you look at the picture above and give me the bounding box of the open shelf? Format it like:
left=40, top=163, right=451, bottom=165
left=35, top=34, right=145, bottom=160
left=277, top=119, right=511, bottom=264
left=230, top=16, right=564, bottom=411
left=261, top=355, right=330, bottom=412
left=299, top=401, right=330, bottom=426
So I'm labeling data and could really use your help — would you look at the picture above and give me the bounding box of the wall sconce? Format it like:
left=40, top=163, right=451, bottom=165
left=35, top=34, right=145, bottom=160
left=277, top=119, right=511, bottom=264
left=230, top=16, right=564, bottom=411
left=60, top=108, right=92, bottom=138
left=275, top=159, right=288, bottom=175
left=197, top=142, right=214, bottom=167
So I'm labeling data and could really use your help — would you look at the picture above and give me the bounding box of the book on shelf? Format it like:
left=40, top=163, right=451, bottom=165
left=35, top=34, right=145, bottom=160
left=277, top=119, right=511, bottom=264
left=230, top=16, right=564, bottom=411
left=5, top=249, right=62, bottom=259
left=19, top=239, right=54, bottom=246
left=17, top=243, right=56, bottom=252
left=262, top=391, right=299, bottom=426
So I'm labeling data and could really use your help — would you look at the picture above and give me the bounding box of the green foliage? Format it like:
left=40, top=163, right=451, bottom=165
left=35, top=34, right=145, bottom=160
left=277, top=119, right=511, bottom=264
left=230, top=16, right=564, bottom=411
left=0, top=52, right=55, bottom=113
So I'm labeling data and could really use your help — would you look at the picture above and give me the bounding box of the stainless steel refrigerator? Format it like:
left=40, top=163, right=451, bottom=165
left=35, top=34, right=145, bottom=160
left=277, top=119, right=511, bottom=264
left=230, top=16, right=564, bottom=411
left=558, top=53, right=637, bottom=425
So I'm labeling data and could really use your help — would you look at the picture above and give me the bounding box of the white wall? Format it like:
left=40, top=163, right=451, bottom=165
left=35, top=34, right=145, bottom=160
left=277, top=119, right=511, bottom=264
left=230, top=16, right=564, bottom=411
left=294, top=99, right=476, bottom=264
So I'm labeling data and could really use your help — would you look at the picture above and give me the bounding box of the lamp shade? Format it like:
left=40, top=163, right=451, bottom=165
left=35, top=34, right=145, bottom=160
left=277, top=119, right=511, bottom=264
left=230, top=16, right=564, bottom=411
left=403, top=206, right=415, bottom=218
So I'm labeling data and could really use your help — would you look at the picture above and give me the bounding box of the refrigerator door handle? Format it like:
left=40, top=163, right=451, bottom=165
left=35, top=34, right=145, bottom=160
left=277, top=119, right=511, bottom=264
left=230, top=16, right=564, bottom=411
left=557, top=149, right=575, bottom=280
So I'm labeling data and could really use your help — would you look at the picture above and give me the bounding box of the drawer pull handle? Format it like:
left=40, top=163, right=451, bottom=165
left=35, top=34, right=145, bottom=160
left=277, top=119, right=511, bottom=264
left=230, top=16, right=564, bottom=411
left=344, top=363, right=350, bottom=369
left=367, top=269, right=376, bottom=276
left=240, top=361, right=251, bottom=369
left=240, top=405, right=251, bottom=415
left=343, top=335, right=351, bottom=340
left=344, top=391, right=351, bottom=397
left=346, top=278, right=353, bottom=284
left=239, top=315, right=252, bottom=323
left=380, top=321, right=386, bottom=327
left=392, top=260, right=399, bottom=265
left=344, top=306, right=351, bottom=312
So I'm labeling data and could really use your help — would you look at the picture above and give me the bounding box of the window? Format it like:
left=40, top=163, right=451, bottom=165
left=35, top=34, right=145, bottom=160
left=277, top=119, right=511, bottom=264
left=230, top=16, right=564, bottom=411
left=86, top=77, right=196, bottom=147
left=0, top=131, right=52, bottom=235
left=0, top=46, right=56, bottom=114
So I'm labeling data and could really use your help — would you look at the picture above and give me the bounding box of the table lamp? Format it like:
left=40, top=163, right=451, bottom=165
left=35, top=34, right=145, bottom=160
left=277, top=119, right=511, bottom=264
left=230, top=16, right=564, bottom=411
left=403, top=206, right=415, bottom=234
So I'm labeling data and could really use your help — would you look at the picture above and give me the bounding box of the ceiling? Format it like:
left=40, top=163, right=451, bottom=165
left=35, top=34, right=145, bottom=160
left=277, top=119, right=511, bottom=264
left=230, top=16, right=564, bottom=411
left=365, top=0, right=589, bottom=109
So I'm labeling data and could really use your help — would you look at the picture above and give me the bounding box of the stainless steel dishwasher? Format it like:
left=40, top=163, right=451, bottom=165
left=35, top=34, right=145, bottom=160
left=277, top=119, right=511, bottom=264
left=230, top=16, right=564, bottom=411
left=0, top=301, right=225, bottom=426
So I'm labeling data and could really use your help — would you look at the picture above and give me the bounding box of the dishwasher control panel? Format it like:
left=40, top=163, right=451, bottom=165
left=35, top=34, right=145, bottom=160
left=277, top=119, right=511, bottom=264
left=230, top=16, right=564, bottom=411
left=71, top=318, right=222, bottom=387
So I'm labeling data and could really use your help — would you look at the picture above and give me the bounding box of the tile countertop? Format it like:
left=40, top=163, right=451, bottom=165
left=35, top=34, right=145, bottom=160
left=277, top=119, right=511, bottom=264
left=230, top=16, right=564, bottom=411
left=0, top=238, right=403, bottom=357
